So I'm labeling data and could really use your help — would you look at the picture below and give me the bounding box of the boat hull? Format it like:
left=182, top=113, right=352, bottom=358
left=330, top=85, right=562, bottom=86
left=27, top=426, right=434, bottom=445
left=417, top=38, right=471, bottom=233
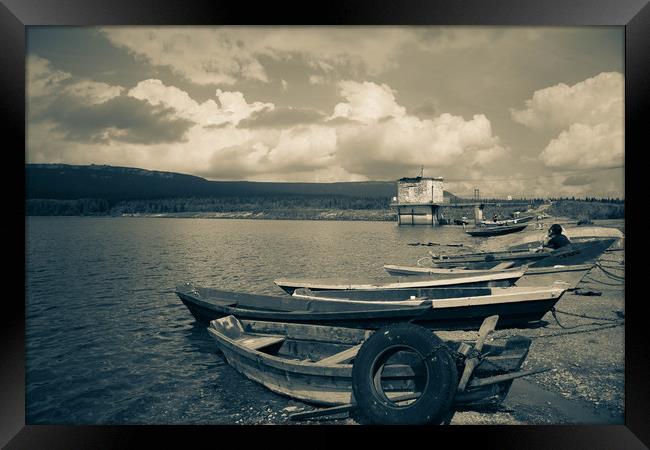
left=176, top=284, right=564, bottom=330
left=429, top=239, right=616, bottom=270
left=465, top=224, right=528, bottom=237
left=207, top=317, right=534, bottom=406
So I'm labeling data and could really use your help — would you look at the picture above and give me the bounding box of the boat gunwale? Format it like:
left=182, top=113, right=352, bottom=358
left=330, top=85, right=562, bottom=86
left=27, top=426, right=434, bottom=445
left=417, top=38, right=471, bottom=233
left=274, top=270, right=525, bottom=291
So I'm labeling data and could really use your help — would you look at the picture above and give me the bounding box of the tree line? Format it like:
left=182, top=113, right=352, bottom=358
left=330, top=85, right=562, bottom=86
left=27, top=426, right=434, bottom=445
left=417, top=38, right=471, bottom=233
left=26, top=195, right=392, bottom=216
left=26, top=195, right=625, bottom=217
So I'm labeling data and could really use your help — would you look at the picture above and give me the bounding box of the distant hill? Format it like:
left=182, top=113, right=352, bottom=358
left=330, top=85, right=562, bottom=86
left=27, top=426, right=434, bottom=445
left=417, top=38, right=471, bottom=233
left=26, top=163, right=459, bottom=202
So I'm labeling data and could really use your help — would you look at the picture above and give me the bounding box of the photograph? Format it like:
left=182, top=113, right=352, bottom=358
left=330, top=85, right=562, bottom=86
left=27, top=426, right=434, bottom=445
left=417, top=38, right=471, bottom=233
left=24, top=25, right=626, bottom=427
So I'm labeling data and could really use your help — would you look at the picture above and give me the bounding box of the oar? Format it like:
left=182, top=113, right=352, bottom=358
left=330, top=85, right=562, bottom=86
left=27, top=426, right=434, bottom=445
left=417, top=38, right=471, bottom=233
left=457, top=315, right=499, bottom=392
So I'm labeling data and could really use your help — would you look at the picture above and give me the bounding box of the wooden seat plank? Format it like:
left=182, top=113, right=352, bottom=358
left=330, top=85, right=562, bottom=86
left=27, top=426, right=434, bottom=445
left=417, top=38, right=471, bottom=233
left=315, top=344, right=362, bottom=365
left=236, top=335, right=286, bottom=351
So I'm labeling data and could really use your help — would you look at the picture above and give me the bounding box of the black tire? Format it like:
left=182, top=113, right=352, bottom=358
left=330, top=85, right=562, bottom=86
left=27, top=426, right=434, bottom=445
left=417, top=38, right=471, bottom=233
left=351, top=323, right=458, bottom=425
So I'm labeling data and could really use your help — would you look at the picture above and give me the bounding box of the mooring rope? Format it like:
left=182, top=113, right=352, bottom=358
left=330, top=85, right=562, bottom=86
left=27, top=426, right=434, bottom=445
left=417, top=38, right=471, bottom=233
left=552, top=307, right=623, bottom=322
left=583, top=275, right=624, bottom=287
left=491, top=321, right=624, bottom=341
left=595, top=265, right=625, bottom=281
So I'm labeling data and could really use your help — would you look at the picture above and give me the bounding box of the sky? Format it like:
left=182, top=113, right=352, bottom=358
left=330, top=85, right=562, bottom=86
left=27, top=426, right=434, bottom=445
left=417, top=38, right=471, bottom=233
left=26, top=26, right=624, bottom=198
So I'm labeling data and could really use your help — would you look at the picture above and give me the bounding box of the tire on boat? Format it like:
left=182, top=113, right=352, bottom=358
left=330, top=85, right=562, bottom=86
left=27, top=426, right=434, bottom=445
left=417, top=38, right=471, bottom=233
left=351, top=323, right=458, bottom=425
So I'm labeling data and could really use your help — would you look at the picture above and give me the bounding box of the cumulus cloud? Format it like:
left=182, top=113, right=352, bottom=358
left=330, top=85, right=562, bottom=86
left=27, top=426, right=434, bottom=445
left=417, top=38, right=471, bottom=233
left=201, top=125, right=337, bottom=179
left=540, top=121, right=623, bottom=169
left=128, top=79, right=273, bottom=127
left=331, top=81, right=406, bottom=123
left=512, top=72, right=624, bottom=170
left=511, top=72, right=623, bottom=129
left=329, top=81, right=507, bottom=179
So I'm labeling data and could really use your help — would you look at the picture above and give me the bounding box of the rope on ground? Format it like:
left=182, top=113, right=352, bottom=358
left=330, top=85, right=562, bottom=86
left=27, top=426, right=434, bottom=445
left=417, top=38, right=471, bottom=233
left=553, top=307, right=623, bottom=322
left=594, top=263, right=625, bottom=281
left=492, top=322, right=624, bottom=341
left=596, top=264, right=625, bottom=272
left=583, top=276, right=624, bottom=287
left=526, top=322, right=624, bottom=340
left=598, top=258, right=624, bottom=264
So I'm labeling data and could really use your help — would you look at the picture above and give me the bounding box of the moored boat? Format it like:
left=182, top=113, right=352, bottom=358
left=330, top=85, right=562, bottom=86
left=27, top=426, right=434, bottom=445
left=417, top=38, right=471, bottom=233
left=206, top=315, right=539, bottom=407
left=176, top=282, right=567, bottom=329
left=479, top=215, right=536, bottom=226
left=465, top=223, right=528, bottom=237
left=427, top=238, right=616, bottom=270
left=273, top=270, right=525, bottom=295
left=384, top=263, right=595, bottom=289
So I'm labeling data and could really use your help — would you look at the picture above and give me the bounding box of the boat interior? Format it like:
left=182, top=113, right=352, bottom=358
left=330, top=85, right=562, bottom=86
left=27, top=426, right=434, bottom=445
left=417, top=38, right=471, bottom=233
left=208, top=316, right=532, bottom=398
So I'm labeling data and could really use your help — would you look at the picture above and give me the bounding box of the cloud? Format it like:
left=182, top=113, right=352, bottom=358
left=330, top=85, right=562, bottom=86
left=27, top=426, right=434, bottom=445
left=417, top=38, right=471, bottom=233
left=511, top=72, right=623, bottom=130
left=27, top=55, right=71, bottom=98
left=128, top=79, right=273, bottom=127
left=563, top=174, right=596, bottom=186
left=540, top=120, right=623, bottom=169
left=331, top=81, right=406, bottom=123
left=411, top=98, right=439, bottom=119
left=309, top=75, right=326, bottom=85
left=62, top=80, right=124, bottom=105
left=331, top=81, right=507, bottom=179
left=512, top=72, right=624, bottom=170
left=99, top=27, right=509, bottom=86
left=201, top=125, right=337, bottom=179
left=27, top=56, right=190, bottom=145
left=238, top=107, right=325, bottom=128
left=45, top=95, right=194, bottom=144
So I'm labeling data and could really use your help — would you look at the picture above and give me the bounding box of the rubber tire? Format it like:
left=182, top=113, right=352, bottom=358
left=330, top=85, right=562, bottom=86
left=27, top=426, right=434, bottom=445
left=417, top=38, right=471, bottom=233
left=351, top=323, right=458, bottom=425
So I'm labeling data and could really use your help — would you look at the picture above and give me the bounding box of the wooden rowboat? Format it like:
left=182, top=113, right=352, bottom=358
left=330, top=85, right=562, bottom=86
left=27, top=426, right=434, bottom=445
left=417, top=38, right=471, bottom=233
left=478, top=215, right=536, bottom=226
left=176, top=282, right=567, bottom=329
left=465, top=223, right=528, bottom=237
left=384, top=263, right=595, bottom=289
left=206, top=315, right=541, bottom=407
left=274, top=270, right=525, bottom=295
left=427, top=239, right=616, bottom=270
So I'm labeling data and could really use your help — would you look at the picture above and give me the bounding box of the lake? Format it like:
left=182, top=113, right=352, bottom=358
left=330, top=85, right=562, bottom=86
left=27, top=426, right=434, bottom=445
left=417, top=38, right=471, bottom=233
left=26, top=216, right=480, bottom=424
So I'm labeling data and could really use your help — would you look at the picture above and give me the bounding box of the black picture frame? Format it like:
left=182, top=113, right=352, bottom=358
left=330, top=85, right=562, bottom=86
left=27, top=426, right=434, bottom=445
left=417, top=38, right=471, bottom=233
left=3, top=0, right=647, bottom=447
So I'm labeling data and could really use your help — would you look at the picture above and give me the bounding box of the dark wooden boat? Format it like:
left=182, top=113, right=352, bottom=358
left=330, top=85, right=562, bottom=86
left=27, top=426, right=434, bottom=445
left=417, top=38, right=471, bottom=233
left=427, top=238, right=616, bottom=270
left=479, top=215, right=536, bottom=226
left=274, top=270, right=525, bottom=295
left=206, top=315, right=541, bottom=407
left=176, top=282, right=567, bottom=329
left=465, top=223, right=528, bottom=237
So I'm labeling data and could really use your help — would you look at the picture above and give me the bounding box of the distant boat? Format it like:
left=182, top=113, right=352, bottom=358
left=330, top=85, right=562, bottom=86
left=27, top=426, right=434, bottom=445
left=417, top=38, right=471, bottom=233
left=465, top=223, right=528, bottom=237
left=176, top=282, right=567, bottom=329
left=273, top=270, right=524, bottom=295
left=479, top=215, right=535, bottom=226
left=206, top=315, right=537, bottom=407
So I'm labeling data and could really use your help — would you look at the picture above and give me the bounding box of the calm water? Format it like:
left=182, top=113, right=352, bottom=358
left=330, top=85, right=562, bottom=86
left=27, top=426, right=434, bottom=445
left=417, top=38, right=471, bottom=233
left=26, top=217, right=477, bottom=424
